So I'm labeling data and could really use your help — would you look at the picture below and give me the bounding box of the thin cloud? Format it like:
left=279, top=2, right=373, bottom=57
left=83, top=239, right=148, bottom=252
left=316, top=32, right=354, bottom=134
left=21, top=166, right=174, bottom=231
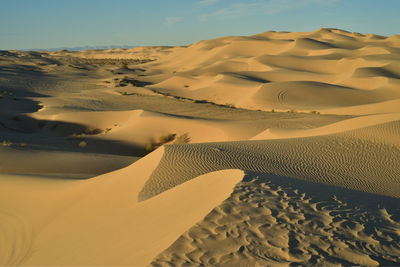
left=199, top=3, right=250, bottom=21
left=199, top=0, right=340, bottom=21
left=197, top=0, right=220, bottom=6
left=164, top=16, right=182, bottom=26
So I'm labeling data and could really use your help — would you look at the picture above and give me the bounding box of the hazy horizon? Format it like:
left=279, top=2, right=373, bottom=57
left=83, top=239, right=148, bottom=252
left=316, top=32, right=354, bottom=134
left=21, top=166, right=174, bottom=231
left=11, top=44, right=137, bottom=52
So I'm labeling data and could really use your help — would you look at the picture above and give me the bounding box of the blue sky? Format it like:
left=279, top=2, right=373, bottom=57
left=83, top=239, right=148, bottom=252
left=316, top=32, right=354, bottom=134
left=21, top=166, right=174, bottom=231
left=0, top=0, right=399, bottom=50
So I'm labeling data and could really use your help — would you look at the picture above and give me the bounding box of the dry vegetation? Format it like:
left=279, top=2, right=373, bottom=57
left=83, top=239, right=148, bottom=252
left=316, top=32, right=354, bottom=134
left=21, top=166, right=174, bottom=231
left=145, top=133, right=191, bottom=152
left=64, top=57, right=154, bottom=66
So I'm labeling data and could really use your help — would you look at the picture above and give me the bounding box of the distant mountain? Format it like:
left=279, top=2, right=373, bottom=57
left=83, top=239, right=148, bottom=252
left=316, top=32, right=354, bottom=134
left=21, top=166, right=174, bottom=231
left=23, top=45, right=136, bottom=51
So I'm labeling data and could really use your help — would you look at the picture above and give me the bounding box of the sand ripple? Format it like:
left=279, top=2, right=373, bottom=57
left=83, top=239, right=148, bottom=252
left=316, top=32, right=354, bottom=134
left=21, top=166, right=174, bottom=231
left=151, top=172, right=400, bottom=266
left=0, top=210, right=33, bottom=266
left=139, top=121, right=400, bottom=201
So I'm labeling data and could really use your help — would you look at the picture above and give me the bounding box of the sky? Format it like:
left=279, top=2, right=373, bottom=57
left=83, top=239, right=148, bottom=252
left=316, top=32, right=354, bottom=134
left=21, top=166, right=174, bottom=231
left=0, top=0, right=399, bottom=50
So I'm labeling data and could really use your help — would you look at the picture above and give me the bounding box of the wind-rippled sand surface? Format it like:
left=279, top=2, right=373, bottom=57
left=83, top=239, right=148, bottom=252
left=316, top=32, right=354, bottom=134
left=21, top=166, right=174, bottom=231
left=152, top=173, right=400, bottom=266
left=0, top=28, right=399, bottom=266
left=140, top=118, right=400, bottom=201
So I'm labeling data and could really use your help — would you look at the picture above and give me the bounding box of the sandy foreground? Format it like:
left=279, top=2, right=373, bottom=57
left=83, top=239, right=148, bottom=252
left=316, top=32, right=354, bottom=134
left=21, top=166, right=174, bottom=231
left=0, top=28, right=399, bottom=266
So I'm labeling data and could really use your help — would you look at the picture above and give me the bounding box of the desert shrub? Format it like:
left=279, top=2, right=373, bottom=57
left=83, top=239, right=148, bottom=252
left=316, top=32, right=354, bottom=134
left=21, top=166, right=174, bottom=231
left=120, top=91, right=127, bottom=96
left=84, top=128, right=103, bottom=135
left=158, top=133, right=176, bottom=143
left=73, top=133, right=86, bottom=139
left=2, top=140, right=12, bottom=147
left=145, top=142, right=155, bottom=152
left=103, top=128, right=112, bottom=134
left=146, top=133, right=177, bottom=152
left=271, top=109, right=275, bottom=113
left=193, top=99, right=208, bottom=104
left=310, top=110, right=320, bottom=114
left=78, top=141, right=87, bottom=148
left=121, top=62, right=129, bottom=69
left=174, top=133, right=191, bottom=144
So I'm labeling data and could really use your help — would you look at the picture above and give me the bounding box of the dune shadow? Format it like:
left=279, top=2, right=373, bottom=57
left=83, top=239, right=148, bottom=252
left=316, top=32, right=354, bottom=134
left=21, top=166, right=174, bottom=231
left=224, top=72, right=271, bottom=83
left=0, top=116, right=147, bottom=157
left=117, top=77, right=152, bottom=87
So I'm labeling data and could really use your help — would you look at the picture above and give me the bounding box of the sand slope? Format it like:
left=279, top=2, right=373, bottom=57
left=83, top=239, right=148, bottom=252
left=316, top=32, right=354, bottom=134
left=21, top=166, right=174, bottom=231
left=0, top=147, right=244, bottom=266
left=139, top=116, right=400, bottom=200
left=144, top=28, right=400, bottom=114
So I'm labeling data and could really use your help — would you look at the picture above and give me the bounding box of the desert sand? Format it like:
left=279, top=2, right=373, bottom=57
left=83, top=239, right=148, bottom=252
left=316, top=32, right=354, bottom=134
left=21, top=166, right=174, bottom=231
left=0, top=28, right=399, bottom=266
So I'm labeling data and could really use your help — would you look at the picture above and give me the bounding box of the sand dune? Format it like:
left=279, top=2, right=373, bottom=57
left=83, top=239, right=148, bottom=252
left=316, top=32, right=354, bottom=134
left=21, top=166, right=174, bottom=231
left=139, top=118, right=400, bottom=201
left=0, top=147, right=243, bottom=266
left=144, top=28, right=400, bottom=113
left=251, top=113, right=400, bottom=140
left=0, top=28, right=399, bottom=266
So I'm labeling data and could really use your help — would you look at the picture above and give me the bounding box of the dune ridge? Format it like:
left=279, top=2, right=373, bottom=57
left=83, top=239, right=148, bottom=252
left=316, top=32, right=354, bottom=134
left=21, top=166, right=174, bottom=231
left=0, top=144, right=243, bottom=266
left=139, top=117, right=400, bottom=201
left=143, top=28, right=400, bottom=114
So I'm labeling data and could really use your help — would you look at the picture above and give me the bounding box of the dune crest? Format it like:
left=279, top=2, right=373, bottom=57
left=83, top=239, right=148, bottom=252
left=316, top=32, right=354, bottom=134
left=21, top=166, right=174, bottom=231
left=251, top=113, right=400, bottom=140
left=142, top=28, right=400, bottom=114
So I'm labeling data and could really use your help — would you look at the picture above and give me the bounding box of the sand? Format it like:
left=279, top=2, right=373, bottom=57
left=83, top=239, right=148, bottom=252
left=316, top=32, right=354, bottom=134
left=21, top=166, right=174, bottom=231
left=0, top=28, right=399, bottom=266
